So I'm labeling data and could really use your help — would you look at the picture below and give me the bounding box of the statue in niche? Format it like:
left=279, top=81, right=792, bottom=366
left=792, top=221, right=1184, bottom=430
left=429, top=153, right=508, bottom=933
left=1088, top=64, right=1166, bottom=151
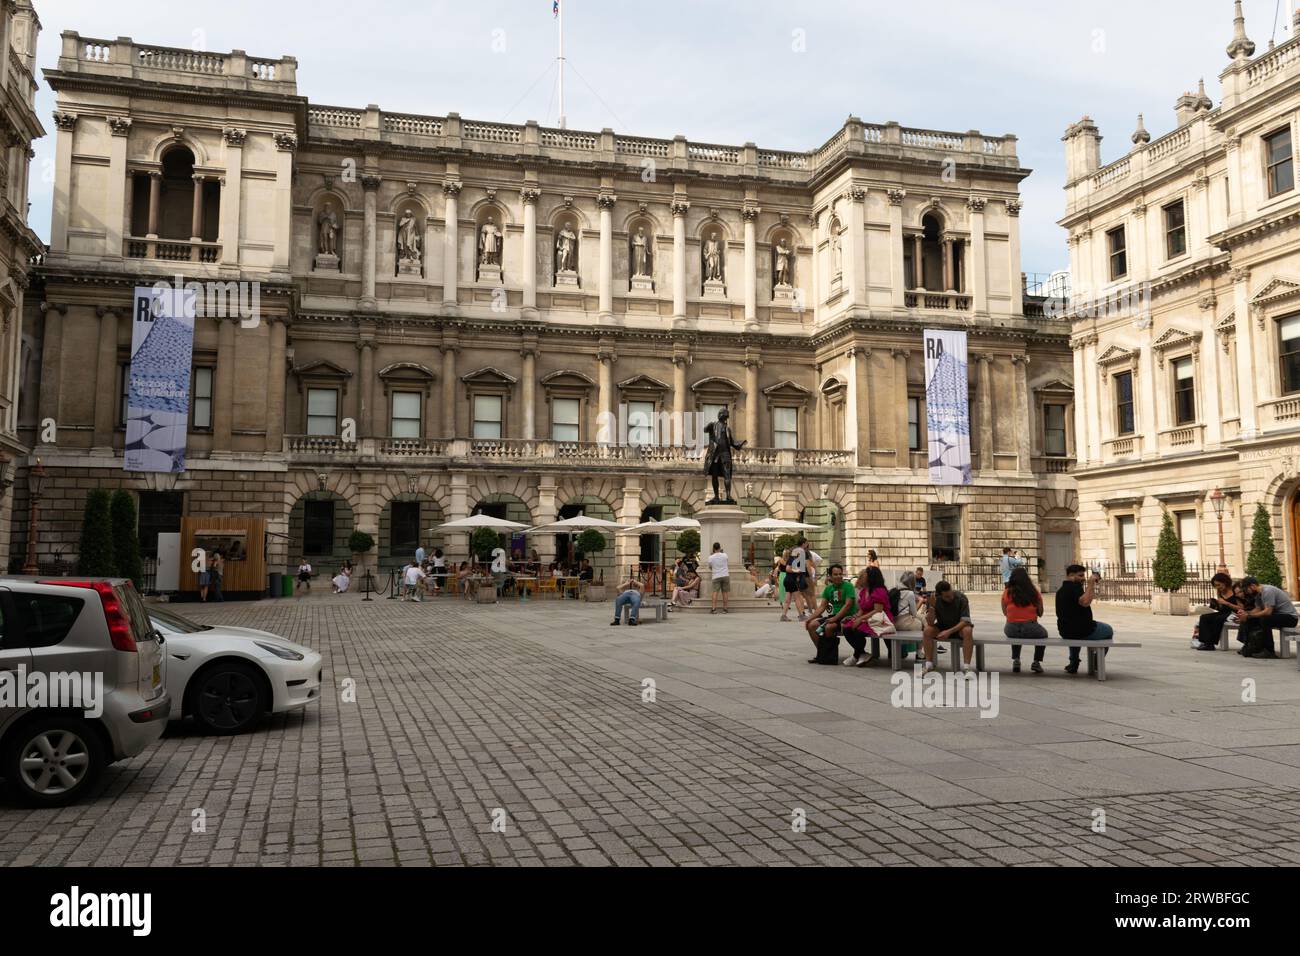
left=555, top=222, right=577, bottom=273
left=773, top=237, right=792, bottom=287
left=830, top=223, right=843, bottom=276
left=702, top=231, right=724, bottom=282
left=318, top=202, right=339, bottom=257
left=478, top=216, right=501, bottom=267
left=396, top=208, right=422, bottom=263
left=631, top=226, right=651, bottom=277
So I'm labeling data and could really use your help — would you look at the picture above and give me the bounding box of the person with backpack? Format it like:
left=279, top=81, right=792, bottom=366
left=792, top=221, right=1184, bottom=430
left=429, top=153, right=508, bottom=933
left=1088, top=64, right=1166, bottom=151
left=1003, top=565, right=1048, bottom=673
left=804, top=564, right=857, bottom=664
left=841, top=566, right=892, bottom=667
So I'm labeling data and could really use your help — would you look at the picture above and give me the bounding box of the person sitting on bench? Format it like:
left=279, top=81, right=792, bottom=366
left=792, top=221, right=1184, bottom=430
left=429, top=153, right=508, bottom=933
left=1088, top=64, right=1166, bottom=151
left=921, top=581, right=975, bottom=674
left=1055, top=564, right=1113, bottom=674
left=1192, top=573, right=1243, bottom=651
left=1236, top=576, right=1297, bottom=659
left=1003, top=566, right=1047, bottom=673
left=611, top=572, right=643, bottom=627
left=803, top=564, right=858, bottom=664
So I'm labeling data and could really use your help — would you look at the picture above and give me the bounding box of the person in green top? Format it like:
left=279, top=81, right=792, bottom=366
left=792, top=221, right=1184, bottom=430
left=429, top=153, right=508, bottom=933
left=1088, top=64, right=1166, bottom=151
left=805, top=564, right=857, bottom=660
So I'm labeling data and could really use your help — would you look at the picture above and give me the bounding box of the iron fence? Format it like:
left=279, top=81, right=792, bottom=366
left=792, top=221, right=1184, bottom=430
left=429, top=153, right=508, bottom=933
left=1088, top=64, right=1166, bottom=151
left=928, top=560, right=1227, bottom=604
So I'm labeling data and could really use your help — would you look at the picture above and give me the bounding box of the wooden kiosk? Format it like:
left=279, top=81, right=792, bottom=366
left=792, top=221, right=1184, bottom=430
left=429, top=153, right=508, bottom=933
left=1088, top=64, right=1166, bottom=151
left=179, top=516, right=268, bottom=600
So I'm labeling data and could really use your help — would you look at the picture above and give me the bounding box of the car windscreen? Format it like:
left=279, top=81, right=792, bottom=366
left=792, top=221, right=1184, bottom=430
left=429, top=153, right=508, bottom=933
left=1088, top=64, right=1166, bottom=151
left=147, top=605, right=211, bottom=634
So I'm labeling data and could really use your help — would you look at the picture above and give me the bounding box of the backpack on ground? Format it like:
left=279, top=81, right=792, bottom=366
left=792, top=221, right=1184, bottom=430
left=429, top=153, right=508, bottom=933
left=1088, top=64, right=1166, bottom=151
left=815, top=633, right=841, bottom=665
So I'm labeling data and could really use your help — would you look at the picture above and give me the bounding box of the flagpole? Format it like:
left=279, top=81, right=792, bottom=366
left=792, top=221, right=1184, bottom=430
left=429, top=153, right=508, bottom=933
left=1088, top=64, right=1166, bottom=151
left=557, top=1, right=566, bottom=129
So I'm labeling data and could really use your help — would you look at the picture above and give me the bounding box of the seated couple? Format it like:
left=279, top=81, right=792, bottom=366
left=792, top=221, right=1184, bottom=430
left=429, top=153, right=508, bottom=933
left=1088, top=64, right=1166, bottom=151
left=804, top=566, right=923, bottom=667
left=1193, top=574, right=1295, bottom=659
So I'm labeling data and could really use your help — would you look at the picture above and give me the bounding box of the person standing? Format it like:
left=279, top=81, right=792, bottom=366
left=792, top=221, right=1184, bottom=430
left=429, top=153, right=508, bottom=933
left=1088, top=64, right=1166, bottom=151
left=801, top=539, right=822, bottom=615
left=1055, top=564, right=1114, bottom=674
left=1002, top=566, right=1047, bottom=673
left=430, top=548, right=446, bottom=594
left=707, top=542, right=731, bottom=614
left=999, top=547, right=1025, bottom=586
left=779, top=546, right=808, bottom=622
left=1237, top=576, right=1298, bottom=659
left=921, top=581, right=976, bottom=673
left=210, top=551, right=225, bottom=602
left=415, top=543, right=426, bottom=567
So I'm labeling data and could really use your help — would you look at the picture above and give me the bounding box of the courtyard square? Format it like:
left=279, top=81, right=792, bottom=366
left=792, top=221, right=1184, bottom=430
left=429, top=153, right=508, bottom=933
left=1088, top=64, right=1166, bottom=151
left=2, top=592, right=1299, bottom=867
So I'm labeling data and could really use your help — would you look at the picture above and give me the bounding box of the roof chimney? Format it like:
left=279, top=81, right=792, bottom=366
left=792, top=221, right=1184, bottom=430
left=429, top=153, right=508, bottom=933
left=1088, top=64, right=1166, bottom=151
left=1175, top=90, right=1199, bottom=127
left=1063, top=116, right=1102, bottom=182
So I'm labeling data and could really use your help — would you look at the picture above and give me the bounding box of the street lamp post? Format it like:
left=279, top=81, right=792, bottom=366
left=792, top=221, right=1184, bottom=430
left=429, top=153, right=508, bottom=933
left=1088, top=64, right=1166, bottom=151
left=1211, top=486, right=1227, bottom=575
left=21, top=458, right=44, bottom=575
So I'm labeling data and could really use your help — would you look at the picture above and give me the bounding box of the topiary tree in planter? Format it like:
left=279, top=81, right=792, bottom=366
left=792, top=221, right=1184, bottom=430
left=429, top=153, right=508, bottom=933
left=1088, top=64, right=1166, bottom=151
left=76, top=488, right=116, bottom=576
left=773, top=532, right=801, bottom=556
left=109, top=490, right=144, bottom=591
left=675, top=529, right=700, bottom=563
left=575, top=529, right=608, bottom=582
left=1246, top=503, right=1284, bottom=587
left=469, top=527, right=501, bottom=564
left=348, top=530, right=375, bottom=575
left=1151, top=511, right=1188, bottom=615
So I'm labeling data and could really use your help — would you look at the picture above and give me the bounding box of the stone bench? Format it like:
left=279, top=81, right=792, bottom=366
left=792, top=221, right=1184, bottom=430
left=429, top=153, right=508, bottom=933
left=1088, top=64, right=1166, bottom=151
left=1221, top=620, right=1298, bottom=661
left=612, top=596, right=668, bottom=625
left=883, top=635, right=1141, bottom=682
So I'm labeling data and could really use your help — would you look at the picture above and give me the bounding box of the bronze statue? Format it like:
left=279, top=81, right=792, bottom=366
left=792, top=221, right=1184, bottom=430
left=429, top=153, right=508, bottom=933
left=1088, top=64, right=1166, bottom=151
left=703, top=408, right=746, bottom=504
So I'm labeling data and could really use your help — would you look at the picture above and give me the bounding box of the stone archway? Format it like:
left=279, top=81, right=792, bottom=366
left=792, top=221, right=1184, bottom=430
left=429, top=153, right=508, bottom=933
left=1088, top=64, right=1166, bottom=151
left=379, top=493, right=445, bottom=572
left=288, top=490, right=356, bottom=571
left=472, top=492, right=533, bottom=561
left=555, top=495, right=617, bottom=578
left=799, top=499, right=844, bottom=568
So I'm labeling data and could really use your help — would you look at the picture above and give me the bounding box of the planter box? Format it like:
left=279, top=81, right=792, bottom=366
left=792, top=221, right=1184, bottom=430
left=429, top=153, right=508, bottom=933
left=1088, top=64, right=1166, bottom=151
left=584, top=585, right=606, bottom=602
left=475, top=585, right=498, bottom=604
left=1152, top=590, right=1190, bottom=616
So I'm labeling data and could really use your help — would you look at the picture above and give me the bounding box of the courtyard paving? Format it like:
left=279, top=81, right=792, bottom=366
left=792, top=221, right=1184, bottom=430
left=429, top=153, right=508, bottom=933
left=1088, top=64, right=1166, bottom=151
left=3, top=590, right=1300, bottom=866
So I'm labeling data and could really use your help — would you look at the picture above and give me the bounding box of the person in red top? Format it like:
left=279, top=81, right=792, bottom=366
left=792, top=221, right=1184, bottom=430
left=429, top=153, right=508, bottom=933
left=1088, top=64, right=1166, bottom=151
left=1002, top=566, right=1047, bottom=673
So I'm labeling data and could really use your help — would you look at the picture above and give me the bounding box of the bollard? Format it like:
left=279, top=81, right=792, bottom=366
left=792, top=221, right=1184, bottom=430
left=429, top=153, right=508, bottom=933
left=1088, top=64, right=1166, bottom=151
left=361, top=569, right=376, bottom=602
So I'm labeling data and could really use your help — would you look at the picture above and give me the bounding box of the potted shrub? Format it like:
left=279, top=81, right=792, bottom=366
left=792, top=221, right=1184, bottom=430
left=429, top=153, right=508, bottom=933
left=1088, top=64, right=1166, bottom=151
left=348, top=530, right=375, bottom=578
left=110, top=490, right=144, bottom=591
left=676, top=529, right=701, bottom=565
left=76, top=488, right=115, bottom=576
left=469, top=527, right=502, bottom=565
left=576, top=528, right=608, bottom=601
left=1246, top=503, right=1284, bottom=587
left=1151, top=511, right=1189, bottom=615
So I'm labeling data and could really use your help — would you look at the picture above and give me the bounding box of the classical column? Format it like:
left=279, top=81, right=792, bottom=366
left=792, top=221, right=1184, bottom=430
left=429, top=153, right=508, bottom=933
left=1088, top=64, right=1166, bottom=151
left=91, top=307, right=119, bottom=450
left=810, top=210, right=822, bottom=313
left=440, top=342, right=458, bottom=438
left=360, top=174, right=381, bottom=310
left=671, top=198, right=689, bottom=321
left=598, top=191, right=616, bottom=320
left=442, top=179, right=462, bottom=310
left=521, top=345, right=536, bottom=440
left=1012, top=353, right=1031, bottom=471
left=1071, top=336, right=1090, bottom=465
left=672, top=354, right=688, bottom=446
left=357, top=339, right=376, bottom=437
left=1233, top=268, right=1257, bottom=437
left=912, top=235, right=924, bottom=289
left=941, top=235, right=955, bottom=291
left=146, top=171, right=162, bottom=239
left=1086, top=336, right=1104, bottom=461
left=219, top=128, right=245, bottom=267
left=265, top=318, right=287, bottom=453
left=213, top=317, right=236, bottom=451
left=887, top=189, right=906, bottom=308
left=742, top=202, right=760, bottom=328
left=893, top=349, right=910, bottom=464
left=855, top=348, right=871, bottom=464
left=848, top=187, right=867, bottom=307
left=967, top=196, right=988, bottom=312
left=37, top=303, right=65, bottom=435
left=977, top=354, right=994, bottom=471
left=106, top=117, right=130, bottom=256
left=744, top=353, right=761, bottom=445
left=190, top=174, right=205, bottom=242
left=595, top=345, right=614, bottom=443
left=521, top=187, right=539, bottom=315
left=1131, top=202, right=1149, bottom=283
left=1007, top=200, right=1024, bottom=316
left=1200, top=295, right=1222, bottom=446
left=51, top=112, right=77, bottom=253
left=845, top=348, right=860, bottom=463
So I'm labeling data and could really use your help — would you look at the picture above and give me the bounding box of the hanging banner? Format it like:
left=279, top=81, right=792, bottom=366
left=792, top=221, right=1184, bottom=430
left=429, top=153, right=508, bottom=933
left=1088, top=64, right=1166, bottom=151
left=124, top=285, right=196, bottom=473
left=923, top=328, right=973, bottom=486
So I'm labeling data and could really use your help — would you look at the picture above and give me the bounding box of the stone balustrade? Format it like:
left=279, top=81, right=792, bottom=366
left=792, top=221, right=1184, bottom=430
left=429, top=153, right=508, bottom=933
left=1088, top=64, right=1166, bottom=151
left=56, top=31, right=298, bottom=91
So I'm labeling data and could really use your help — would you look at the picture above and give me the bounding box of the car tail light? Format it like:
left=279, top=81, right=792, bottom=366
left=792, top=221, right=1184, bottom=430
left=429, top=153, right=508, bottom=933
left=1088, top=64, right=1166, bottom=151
left=40, top=579, right=137, bottom=652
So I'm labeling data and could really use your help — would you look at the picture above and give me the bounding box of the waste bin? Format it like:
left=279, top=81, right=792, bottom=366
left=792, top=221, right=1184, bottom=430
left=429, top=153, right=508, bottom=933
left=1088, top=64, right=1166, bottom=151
left=282, top=574, right=295, bottom=597
left=268, top=571, right=282, bottom=599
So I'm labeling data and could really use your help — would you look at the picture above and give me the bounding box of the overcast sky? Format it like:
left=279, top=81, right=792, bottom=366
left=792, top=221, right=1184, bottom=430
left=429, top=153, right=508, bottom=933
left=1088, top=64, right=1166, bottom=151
left=28, top=0, right=1294, bottom=275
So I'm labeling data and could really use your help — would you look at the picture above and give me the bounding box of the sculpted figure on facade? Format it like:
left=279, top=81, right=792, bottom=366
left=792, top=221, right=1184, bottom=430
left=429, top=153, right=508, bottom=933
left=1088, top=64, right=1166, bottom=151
left=396, top=208, right=422, bottom=264
left=318, top=202, right=339, bottom=257
left=773, top=237, right=792, bottom=287
left=555, top=222, right=577, bottom=273
left=631, top=226, right=651, bottom=277
left=479, top=216, right=501, bottom=267
left=703, top=231, right=724, bottom=282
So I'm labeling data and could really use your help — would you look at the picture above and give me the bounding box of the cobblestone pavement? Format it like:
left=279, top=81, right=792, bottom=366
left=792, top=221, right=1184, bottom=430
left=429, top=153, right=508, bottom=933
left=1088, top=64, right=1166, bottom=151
left=3, top=592, right=1300, bottom=866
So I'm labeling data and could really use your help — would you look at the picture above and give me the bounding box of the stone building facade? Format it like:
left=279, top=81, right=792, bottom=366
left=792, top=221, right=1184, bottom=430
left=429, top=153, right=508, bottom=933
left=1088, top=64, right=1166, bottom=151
left=1061, top=3, right=1300, bottom=588
left=22, top=28, right=1075, bottom=584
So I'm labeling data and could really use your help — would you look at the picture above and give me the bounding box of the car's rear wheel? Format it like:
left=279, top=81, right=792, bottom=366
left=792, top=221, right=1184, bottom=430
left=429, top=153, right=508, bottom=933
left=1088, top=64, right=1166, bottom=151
left=191, top=661, right=267, bottom=735
left=2, top=716, right=106, bottom=807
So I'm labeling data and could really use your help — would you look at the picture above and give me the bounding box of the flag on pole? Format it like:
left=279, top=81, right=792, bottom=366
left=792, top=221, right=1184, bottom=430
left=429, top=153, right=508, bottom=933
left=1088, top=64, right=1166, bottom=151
left=553, top=0, right=559, bottom=17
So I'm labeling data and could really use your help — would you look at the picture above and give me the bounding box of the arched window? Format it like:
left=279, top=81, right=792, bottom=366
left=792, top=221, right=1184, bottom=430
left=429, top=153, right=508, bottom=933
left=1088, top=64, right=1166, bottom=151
left=130, top=146, right=220, bottom=243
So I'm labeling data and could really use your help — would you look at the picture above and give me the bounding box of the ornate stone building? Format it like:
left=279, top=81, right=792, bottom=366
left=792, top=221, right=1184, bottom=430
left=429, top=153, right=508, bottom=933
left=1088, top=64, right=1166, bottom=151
left=22, top=28, right=1075, bottom=582
left=0, top=0, right=42, bottom=569
left=1061, top=3, right=1300, bottom=586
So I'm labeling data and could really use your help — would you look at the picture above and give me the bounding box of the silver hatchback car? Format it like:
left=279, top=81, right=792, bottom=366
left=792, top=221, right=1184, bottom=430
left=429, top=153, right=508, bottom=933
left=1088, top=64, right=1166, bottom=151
left=0, top=577, right=169, bottom=807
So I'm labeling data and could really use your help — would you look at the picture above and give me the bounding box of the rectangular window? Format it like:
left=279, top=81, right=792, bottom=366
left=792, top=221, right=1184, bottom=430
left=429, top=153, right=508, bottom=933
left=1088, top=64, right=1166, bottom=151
left=1107, top=226, right=1127, bottom=281
left=306, top=388, right=338, bottom=436
left=303, top=499, right=335, bottom=555
left=1175, top=510, right=1200, bottom=566
left=1281, top=314, right=1300, bottom=394
left=1267, top=127, right=1294, bottom=198
left=627, top=400, right=656, bottom=446
left=391, top=501, right=420, bottom=554
left=1164, top=200, right=1187, bottom=259
left=1114, top=371, right=1135, bottom=435
left=772, top=407, right=798, bottom=449
left=1044, top=403, right=1067, bottom=457
left=391, top=391, right=421, bottom=438
left=191, top=367, right=213, bottom=430
left=1117, top=514, right=1138, bottom=570
left=472, top=395, right=503, bottom=439
left=1172, top=357, right=1196, bottom=425
left=908, top=397, right=921, bottom=451
left=930, top=504, right=962, bottom=562
left=137, top=490, right=184, bottom=560
left=551, top=397, right=580, bottom=442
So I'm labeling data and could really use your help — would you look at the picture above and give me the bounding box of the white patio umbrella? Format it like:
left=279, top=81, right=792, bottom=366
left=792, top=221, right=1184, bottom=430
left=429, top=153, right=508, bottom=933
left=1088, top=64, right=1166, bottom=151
left=615, top=515, right=700, bottom=595
left=526, top=515, right=627, bottom=533
left=434, top=515, right=529, bottom=531
left=740, top=518, right=819, bottom=532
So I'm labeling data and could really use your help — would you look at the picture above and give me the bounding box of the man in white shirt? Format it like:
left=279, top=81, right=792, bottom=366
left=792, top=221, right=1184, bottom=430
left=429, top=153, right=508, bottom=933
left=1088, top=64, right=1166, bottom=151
left=707, top=542, right=731, bottom=615
left=403, top=561, right=427, bottom=602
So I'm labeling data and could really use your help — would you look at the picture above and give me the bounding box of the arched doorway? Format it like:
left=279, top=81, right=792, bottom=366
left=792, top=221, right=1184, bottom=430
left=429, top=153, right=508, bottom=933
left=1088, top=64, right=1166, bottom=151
left=639, top=496, right=694, bottom=566
left=380, top=494, right=444, bottom=572
left=799, top=499, right=844, bottom=568
left=556, top=496, right=616, bottom=578
left=472, top=493, right=532, bottom=560
left=289, top=490, right=356, bottom=571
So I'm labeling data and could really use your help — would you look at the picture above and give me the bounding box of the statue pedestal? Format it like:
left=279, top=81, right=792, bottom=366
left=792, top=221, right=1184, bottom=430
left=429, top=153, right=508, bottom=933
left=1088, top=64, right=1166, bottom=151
left=555, top=269, right=580, bottom=288
left=397, top=258, right=422, bottom=277
left=702, top=278, right=727, bottom=299
left=478, top=263, right=503, bottom=286
left=695, top=503, right=746, bottom=584
left=772, top=283, right=795, bottom=305
left=630, top=275, right=654, bottom=293
left=313, top=253, right=340, bottom=272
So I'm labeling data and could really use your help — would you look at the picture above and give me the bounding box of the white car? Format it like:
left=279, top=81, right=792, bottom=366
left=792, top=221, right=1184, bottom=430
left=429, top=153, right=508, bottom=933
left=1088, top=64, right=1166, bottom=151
left=148, top=606, right=323, bottom=735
